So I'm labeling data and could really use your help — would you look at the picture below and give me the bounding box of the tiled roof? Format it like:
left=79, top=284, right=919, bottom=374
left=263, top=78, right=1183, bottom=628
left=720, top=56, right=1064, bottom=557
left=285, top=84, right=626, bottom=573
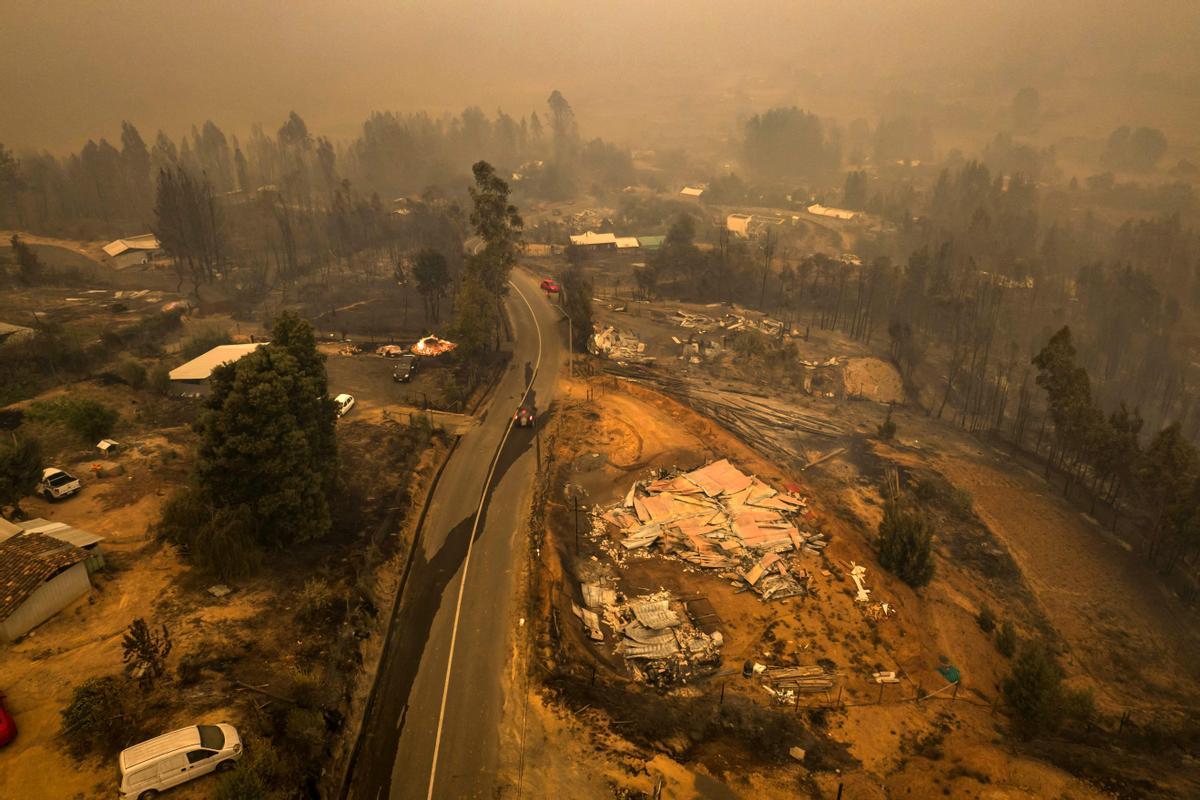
left=0, top=532, right=89, bottom=620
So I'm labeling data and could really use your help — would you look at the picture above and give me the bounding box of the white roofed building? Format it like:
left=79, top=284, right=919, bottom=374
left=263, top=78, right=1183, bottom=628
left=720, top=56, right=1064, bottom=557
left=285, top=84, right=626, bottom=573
left=169, top=343, right=265, bottom=396
left=726, top=213, right=753, bottom=238
left=102, top=234, right=163, bottom=269
left=806, top=204, right=859, bottom=221
left=569, top=231, right=618, bottom=249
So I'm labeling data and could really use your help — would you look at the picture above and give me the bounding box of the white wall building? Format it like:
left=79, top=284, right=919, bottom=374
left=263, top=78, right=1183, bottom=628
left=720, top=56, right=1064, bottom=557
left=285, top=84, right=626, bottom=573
left=0, top=532, right=92, bottom=642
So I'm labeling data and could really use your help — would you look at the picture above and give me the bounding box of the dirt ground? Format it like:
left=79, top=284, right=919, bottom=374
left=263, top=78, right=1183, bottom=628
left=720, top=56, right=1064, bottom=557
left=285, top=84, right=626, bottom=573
left=508, top=369, right=1200, bottom=799
left=0, top=377, right=444, bottom=799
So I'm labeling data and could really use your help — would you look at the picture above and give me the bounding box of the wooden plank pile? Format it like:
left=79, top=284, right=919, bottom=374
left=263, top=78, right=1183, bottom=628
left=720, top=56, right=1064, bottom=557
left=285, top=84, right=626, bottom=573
left=763, top=665, right=836, bottom=694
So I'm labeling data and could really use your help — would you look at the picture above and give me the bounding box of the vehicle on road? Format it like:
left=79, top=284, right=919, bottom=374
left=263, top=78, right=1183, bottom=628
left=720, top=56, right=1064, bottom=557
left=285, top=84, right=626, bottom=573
left=514, top=403, right=535, bottom=428
left=392, top=354, right=418, bottom=383
left=334, top=393, right=356, bottom=418
left=118, top=723, right=242, bottom=799
left=37, top=467, right=80, bottom=501
left=0, top=691, right=15, bottom=748
left=540, top=278, right=560, bottom=294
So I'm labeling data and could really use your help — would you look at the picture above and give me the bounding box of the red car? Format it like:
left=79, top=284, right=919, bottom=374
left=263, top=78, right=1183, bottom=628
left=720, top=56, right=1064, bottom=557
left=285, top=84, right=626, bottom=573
left=0, top=691, right=15, bottom=748
left=540, top=278, right=560, bottom=294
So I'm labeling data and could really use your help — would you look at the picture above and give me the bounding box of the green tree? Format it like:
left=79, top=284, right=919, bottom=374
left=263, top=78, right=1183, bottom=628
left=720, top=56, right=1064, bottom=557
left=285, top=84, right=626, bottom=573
left=10, top=234, right=42, bottom=283
left=467, top=161, right=523, bottom=341
left=1002, top=639, right=1065, bottom=739
left=452, top=268, right=499, bottom=367
left=0, top=144, right=22, bottom=226
left=0, top=434, right=42, bottom=516
left=1137, top=422, right=1199, bottom=566
left=842, top=170, right=869, bottom=210
left=561, top=266, right=594, bottom=352
left=61, top=676, right=139, bottom=758
left=412, top=248, right=451, bottom=323
left=876, top=499, right=935, bottom=587
left=193, top=316, right=336, bottom=548
left=1032, top=326, right=1096, bottom=485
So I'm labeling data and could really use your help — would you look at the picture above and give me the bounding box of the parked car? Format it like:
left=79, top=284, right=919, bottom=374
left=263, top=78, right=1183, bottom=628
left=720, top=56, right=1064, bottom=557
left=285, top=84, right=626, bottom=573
left=0, top=691, right=15, bottom=748
left=118, top=723, right=242, bottom=799
left=37, top=467, right=80, bottom=501
left=540, top=278, right=560, bottom=294
left=514, top=403, right=535, bottom=428
left=392, top=354, right=418, bottom=383
left=334, top=393, right=356, bottom=418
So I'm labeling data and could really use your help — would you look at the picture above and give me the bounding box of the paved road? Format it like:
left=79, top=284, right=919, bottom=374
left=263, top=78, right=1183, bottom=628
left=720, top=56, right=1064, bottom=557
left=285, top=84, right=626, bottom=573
left=343, top=268, right=565, bottom=800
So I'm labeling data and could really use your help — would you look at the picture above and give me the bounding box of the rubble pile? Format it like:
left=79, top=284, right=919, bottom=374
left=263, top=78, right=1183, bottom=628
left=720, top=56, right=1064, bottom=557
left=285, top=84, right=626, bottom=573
left=575, top=585, right=723, bottom=687
left=590, top=326, right=654, bottom=363
left=595, top=459, right=829, bottom=597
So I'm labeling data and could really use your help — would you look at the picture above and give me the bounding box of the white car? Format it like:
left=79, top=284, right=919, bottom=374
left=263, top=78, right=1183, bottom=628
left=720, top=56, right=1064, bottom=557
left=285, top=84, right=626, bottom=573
left=37, top=467, right=81, bottom=501
left=118, top=723, right=243, bottom=799
left=334, top=393, right=356, bottom=418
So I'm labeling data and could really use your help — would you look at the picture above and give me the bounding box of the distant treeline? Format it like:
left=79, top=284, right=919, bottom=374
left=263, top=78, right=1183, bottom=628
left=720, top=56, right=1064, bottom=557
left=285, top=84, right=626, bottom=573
left=0, top=90, right=632, bottom=238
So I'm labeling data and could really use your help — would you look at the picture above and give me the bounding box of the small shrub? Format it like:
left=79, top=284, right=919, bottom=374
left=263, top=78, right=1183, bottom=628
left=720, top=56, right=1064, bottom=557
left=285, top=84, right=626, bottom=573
left=61, top=676, right=137, bottom=758
left=157, top=489, right=263, bottom=581
left=214, top=739, right=282, bottom=800
left=181, top=327, right=232, bottom=361
left=289, top=668, right=324, bottom=709
left=876, top=499, right=935, bottom=587
left=913, top=474, right=974, bottom=518
left=995, top=621, right=1018, bottom=657
left=114, top=358, right=147, bottom=389
left=283, top=706, right=326, bottom=759
left=976, top=603, right=996, bottom=633
left=148, top=364, right=172, bottom=396
left=27, top=397, right=119, bottom=443
left=1060, top=686, right=1097, bottom=724
left=295, top=577, right=341, bottom=624
left=877, top=406, right=897, bottom=441
left=122, top=618, right=173, bottom=688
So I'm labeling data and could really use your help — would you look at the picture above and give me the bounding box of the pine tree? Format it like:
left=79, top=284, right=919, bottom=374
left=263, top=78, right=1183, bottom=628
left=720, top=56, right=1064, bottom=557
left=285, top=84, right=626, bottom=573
left=876, top=499, right=935, bottom=587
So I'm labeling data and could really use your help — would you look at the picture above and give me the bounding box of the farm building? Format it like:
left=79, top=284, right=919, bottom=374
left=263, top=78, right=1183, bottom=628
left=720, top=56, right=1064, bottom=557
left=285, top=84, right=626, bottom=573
left=0, top=518, right=106, bottom=575
left=168, top=342, right=265, bottom=397
left=726, top=213, right=753, bottom=238
left=0, top=532, right=93, bottom=642
left=102, top=234, right=163, bottom=269
left=805, top=204, right=859, bottom=221
left=569, top=231, right=619, bottom=250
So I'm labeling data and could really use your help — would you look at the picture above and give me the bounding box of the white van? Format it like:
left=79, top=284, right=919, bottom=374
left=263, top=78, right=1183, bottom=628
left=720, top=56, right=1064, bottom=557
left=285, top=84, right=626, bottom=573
left=333, top=393, right=355, bottom=418
left=118, top=723, right=243, bottom=799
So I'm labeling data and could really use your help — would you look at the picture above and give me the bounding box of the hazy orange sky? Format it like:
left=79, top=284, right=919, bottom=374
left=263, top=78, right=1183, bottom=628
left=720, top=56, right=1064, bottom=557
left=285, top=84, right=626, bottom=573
left=3, top=0, right=1198, bottom=152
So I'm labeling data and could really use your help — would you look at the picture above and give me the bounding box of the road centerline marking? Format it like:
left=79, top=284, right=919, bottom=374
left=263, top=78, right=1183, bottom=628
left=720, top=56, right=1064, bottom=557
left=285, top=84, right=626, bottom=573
left=424, top=278, right=544, bottom=800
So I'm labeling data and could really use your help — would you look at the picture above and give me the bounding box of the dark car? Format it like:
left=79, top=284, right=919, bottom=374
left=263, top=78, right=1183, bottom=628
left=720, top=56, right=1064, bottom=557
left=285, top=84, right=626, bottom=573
left=540, top=278, right=560, bottom=294
left=514, top=403, right=535, bottom=428
left=0, top=691, right=15, bottom=748
left=392, top=354, right=418, bottom=383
